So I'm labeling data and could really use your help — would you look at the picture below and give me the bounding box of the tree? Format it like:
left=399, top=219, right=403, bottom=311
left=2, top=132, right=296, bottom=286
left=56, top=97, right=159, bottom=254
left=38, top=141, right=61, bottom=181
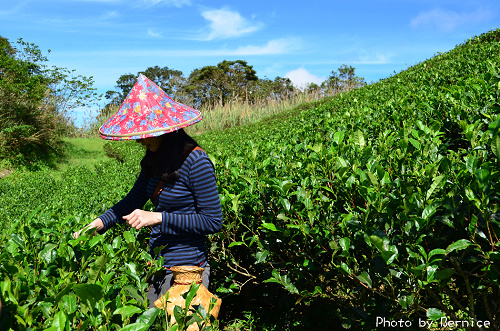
left=186, top=60, right=258, bottom=107
left=0, top=36, right=98, bottom=165
left=322, top=64, right=366, bottom=94
left=250, top=76, right=295, bottom=102
left=105, top=73, right=136, bottom=106
left=186, top=65, right=226, bottom=108
left=105, top=66, right=186, bottom=106
left=141, top=65, right=185, bottom=100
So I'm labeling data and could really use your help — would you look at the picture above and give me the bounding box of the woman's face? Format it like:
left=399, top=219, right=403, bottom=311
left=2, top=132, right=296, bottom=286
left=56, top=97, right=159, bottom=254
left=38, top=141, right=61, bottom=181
left=137, top=136, right=163, bottom=152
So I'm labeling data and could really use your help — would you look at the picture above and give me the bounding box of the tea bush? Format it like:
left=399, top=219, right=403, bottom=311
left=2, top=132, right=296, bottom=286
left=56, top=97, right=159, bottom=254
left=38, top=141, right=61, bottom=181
left=1, top=29, right=499, bottom=330
left=198, top=29, right=500, bottom=328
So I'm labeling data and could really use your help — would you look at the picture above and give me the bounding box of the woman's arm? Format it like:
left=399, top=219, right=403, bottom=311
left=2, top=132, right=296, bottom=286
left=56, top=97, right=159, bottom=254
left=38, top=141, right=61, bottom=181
left=74, top=170, right=150, bottom=236
left=98, top=170, right=150, bottom=233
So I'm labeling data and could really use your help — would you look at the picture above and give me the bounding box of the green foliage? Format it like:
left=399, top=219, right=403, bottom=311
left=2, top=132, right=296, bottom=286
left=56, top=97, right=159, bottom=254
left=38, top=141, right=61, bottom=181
left=164, top=283, right=219, bottom=331
left=103, top=141, right=127, bottom=163
left=99, top=60, right=348, bottom=120
left=0, top=36, right=99, bottom=166
left=186, top=60, right=258, bottom=107
left=321, top=64, right=366, bottom=93
left=105, top=66, right=185, bottom=106
left=0, top=37, right=56, bottom=162
left=1, top=29, right=500, bottom=329
left=0, top=212, right=164, bottom=330
left=198, top=28, right=500, bottom=328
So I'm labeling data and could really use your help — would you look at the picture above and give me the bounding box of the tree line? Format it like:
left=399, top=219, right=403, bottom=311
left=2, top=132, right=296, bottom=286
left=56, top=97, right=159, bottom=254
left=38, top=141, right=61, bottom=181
left=104, top=61, right=366, bottom=110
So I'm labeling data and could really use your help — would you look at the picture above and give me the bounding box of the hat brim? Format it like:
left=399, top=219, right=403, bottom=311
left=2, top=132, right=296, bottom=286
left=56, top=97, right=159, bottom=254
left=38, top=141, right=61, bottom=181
left=99, top=113, right=202, bottom=140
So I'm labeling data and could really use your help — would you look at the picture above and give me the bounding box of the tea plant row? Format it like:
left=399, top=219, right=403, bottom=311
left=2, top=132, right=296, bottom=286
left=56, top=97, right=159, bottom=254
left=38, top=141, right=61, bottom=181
left=0, top=29, right=499, bottom=329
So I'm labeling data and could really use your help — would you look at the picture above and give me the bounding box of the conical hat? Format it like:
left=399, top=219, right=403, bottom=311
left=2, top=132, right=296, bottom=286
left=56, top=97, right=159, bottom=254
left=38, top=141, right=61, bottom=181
left=99, top=74, right=202, bottom=140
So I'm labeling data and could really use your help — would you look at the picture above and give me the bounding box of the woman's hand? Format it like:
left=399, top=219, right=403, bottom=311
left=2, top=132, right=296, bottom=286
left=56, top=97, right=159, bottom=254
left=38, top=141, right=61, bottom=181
left=123, top=209, right=162, bottom=230
left=73, top=218, right=104, bottom=239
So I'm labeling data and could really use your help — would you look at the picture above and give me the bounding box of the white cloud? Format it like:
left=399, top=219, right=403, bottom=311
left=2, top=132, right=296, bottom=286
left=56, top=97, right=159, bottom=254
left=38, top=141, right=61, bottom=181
left=147, top=28, right=162, bottom=38
left=353, top=52, right=392, bottom=65
left=155, top=37, right=300, bottom=56
left=101, top=11, right=119, bottom=20
left=410, top=8, right=493, bottom=32
left=200, top=8, right=264, bottom=40
left=54, top=38, right=302, bottom=59
left=231, top=38, right=301, bottom=56
left=285, top=68, right=324, bottom=89
left=73, top=0, right=191, bottom=6
left=39, top=10, right=119, bottom=26
left=142, top=0, right=191, bottom=7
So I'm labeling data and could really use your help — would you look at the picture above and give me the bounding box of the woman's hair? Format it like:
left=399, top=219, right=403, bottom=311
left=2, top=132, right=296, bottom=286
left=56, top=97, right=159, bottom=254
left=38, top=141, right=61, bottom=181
left=140, top=129, right=199, bottom=183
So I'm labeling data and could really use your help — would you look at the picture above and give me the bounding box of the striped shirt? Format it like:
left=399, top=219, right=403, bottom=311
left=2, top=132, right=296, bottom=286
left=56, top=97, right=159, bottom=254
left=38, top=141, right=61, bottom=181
left=98, top=149, right=223, bottom=270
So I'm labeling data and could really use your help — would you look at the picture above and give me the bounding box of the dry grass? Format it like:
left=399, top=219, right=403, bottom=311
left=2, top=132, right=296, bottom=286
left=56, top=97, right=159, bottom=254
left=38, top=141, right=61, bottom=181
left=185, top=90, right=326, bottom=135
left=89, top=88, right=347, bottom=137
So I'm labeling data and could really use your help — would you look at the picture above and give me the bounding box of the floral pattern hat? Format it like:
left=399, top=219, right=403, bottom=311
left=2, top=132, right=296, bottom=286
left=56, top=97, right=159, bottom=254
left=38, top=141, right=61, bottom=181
left=99, top=74, right=202, bottom=140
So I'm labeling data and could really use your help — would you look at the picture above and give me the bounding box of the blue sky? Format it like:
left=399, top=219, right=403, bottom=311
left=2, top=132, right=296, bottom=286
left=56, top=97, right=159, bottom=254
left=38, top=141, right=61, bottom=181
left=1, top=0, right=498, bottom=124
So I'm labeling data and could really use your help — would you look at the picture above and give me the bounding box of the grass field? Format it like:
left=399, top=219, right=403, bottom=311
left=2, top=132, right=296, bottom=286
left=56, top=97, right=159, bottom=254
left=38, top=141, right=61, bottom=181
left=50, top=137, right=109, bottom=180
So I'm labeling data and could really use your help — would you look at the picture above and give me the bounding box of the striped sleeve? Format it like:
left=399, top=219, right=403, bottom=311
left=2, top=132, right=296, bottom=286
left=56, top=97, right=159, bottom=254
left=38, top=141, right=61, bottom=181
left=160, top=153, right=223, bottom=236
left=98, top=170, right=150, bottom=233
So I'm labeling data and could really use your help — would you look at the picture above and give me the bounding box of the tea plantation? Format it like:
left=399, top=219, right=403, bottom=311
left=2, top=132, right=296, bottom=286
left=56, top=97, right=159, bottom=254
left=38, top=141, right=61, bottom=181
left=1, top=29, right=499, bottom=330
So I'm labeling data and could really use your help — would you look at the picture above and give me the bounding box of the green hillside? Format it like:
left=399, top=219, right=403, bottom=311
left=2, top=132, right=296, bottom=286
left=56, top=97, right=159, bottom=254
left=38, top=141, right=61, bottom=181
left=196, top=28, right=500, bottom=329
left=0, top=29, right=499, bottom=330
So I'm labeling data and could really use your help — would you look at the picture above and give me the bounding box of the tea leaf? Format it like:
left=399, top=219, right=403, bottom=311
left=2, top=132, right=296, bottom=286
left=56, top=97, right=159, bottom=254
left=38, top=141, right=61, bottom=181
left=399, top=294, right=414, bottom=309
left=353, top=130, right=365, bottom=149
left=428, top=249, right=446, bottom=261
left=10, top=234, right=25, bottom=250
left=491, top=133, right=500, bottom=157
left=381, top=245, right=399, bottom=265
left=446, top=239, right=471, bottom=254
left=88, top=255, right=107, bottom=284
left=341, top=262, right=351, bottom=274
left=427, top=264, right=438, bottom=282
left=408, top=138, right=420, bottom=150
left=48, top=311, right=67, bottom=331
left=333, top=131, right=345, bottom=145
left=356, top=272, right=372, bottom=288
left=120, top=323, right=149, bottom=331
left=255, top=250, right=269, bottom=264
left=427, top=308, right=445, bottom=321
left=123, top=231, right=135, bottom=244
left=73, top=284, right=103, bottom=309
left=39, top=243, right=58, bottom=264
left=184, top=283, right=200, bottom=308
left=114, top=305, right=143, bottom=318
left=422, top=202, right=439, bottom=221
left=426, top=175, right=444, bottom=200
left=339, top=237, right=350, bottom=253
left=261, top=222, right=278, bottom=232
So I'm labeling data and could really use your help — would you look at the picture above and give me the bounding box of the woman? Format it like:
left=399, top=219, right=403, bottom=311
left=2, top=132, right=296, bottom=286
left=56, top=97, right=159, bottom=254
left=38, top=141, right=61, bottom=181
left=74, top=74, right=223, bottom=307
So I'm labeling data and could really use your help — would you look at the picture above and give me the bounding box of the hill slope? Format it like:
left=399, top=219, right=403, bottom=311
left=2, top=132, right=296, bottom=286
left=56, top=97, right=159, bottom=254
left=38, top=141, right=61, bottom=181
left=196, top=28, right=500, bottom=328
left=0, top=29, right=499, bottom=330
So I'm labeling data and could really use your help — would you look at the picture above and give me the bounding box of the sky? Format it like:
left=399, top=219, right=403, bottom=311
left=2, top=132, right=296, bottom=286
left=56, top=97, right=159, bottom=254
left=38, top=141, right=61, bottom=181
left=1, top=0, right=499, bottom=125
